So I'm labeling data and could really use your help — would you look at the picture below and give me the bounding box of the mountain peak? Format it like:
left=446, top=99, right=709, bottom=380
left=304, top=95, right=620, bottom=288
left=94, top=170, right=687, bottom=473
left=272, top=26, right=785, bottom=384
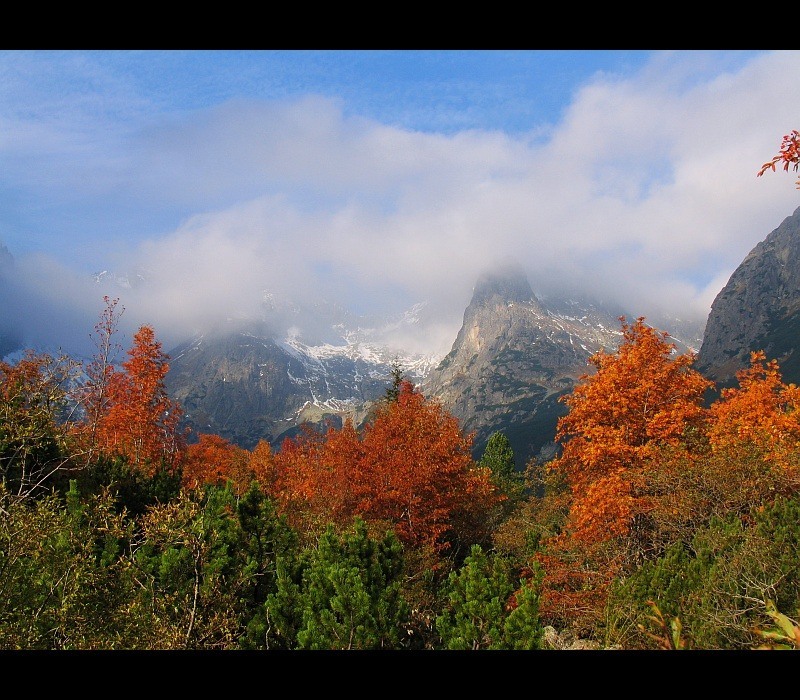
left=470, top=264, right=535, bottom=307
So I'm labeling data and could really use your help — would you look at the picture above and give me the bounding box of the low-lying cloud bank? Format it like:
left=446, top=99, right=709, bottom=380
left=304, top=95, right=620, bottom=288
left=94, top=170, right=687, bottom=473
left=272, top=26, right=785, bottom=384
left=5, top=51, right=800, bottom=359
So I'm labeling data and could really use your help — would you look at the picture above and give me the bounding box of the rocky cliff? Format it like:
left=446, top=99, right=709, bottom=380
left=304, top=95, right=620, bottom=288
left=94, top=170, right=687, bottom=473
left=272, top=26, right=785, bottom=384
left=423, top=265, right=625, bottom=468
left=698, top=206, right=800, bottom=387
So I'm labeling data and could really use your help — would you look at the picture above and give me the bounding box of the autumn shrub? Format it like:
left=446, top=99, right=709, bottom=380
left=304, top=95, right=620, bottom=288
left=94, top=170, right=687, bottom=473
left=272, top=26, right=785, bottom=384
left=533, top=317, right=711, bottom=631
left=69, top=320, right=186, bottom=477
left=0, top=351, right=79, bottom=498
left=491, top=461, right=571, bottom=564
left=758, top=129, right=800, bottom=188
left=269, top=381, right=501, bottom=556
left=182, top=431, right=252, bottom=493
left=606, top=494, right=800, bottom=649
left=74, top=454, right=183, bottom=517
left=0, top=481, right=135, bottom=649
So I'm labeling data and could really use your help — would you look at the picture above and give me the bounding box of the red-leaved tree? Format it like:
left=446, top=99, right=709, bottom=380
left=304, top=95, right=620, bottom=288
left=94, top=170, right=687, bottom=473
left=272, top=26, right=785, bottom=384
left=536, top=317, right=711, bottom=629
left=269, top=381, right=500, bottom=554
left=182, top=432, right=251, bottom=492
left=70, top=296, right=124, bottom=466
left=92, top=325, right=185, bottom=473
left=707, top=350, right=800, bottom=476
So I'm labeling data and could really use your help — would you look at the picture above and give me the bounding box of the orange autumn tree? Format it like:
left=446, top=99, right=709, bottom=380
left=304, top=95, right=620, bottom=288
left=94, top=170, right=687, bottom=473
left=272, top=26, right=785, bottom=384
left=269, top=419, right=365, bottom=534
left=358, top=381, right=499, bottom=552
left=551, top=317, right=712, bottom=544
left=536, top=317, right=711, bottom=628
left=270, top=381, right=500, bottom=554
left=182, top=432, right=251, bottom=492
left=92, top=325, right=185, bottom=474
left=707, top=350, right=800, bottom=477
left=247, top=439, right=278, bottom=492
left=69, top=296, right=125, bottom=466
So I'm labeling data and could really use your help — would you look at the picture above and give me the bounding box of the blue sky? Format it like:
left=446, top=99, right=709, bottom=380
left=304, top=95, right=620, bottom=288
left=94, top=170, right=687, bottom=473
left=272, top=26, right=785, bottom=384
left=2, top=49, right=800, bottom=356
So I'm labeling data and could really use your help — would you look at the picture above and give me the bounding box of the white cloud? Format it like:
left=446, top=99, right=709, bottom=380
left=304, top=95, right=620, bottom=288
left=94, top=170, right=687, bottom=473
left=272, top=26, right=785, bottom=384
left=4, top=50, right=800, bottom=358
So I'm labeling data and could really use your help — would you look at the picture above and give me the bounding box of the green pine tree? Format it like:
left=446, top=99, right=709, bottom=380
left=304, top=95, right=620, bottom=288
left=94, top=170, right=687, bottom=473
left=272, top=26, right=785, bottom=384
left=502, top=567, right=544, bottom=650
left=435, top=544, right=516, bottom=650
left=480, top=431, right=524, bottom=503
left=383, top=359, right=406, bottom=403
left=270, top=518, right=410, bottom=649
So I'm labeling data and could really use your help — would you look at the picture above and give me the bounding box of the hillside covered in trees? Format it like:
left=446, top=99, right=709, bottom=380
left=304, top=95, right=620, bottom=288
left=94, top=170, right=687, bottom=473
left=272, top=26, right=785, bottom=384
left=3, top=292, right=800, bottom=651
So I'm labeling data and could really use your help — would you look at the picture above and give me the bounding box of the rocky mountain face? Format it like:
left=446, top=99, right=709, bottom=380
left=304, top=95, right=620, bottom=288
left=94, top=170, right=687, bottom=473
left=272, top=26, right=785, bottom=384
left=164, top=311, right=440, bottom=450
left=697, top=206, right=800, bottom=387
left=422, top=265, right=627, bottom=469
left=164, top=264, right=706, bottom=467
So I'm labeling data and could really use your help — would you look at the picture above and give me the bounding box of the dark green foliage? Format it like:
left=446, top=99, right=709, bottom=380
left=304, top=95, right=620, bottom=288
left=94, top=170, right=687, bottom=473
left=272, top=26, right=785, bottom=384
left=608, top=495, right=800, bottom=649
left=480, top=431, right=516, bottom=481
left=126, top=485, right=241, bottom=648
left=502, top=566, right=545, bottom=650
left=236, top=481, right=298, bottom=608
left=383, top=359, right=406, bottom=403
left=73, top=455, right=183, bottom=517
left=297, top=519, right=409, bottom=649
left=263, top=518, right=410, bottom=649
left=435, top=544, right=542, bottom=650
left=752, top=496, right=800, bottom=617
left=236, top=482, right=301, bottom=649
left=245, top=554, right=307, bottom=649
left=129, top=481, right=297, bottom=649
left=479, top=429, right=523, bottom=490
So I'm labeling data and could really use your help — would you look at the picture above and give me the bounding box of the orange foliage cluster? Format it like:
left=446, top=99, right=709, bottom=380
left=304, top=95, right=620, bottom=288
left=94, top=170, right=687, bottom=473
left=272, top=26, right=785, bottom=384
left=104, top=326, right=184, bottom=469
left=71, top=320, right=185, bottom=475
left=535, top=533, right=617, bottom=631
left=0, top=352, right=56, bottom=409
left=551, top=317, right=711, bottom=543
left=183, top=432, right=251, bottom=492
left=268, top=419, right=364, bottom=531
left=708, top=351, right=800, bottom=471
left=63, top=305, right=497, bottom=557
left=535, top=317, right=800, bottom=629
left=70, top=296, right=122, bottom=462
left=268, top=381, right=500, bottom=552
left=537, top=319, right=709, bottom=625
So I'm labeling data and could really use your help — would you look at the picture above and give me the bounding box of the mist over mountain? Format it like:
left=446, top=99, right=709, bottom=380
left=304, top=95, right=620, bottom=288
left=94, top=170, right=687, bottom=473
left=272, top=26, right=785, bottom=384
left=1, top=239, right=708, bottom=464
left=154, top=254, right=704, bottom=460
left=163, top=299, right=444, bottom=449
left=12, top=202, right=800, bottom=472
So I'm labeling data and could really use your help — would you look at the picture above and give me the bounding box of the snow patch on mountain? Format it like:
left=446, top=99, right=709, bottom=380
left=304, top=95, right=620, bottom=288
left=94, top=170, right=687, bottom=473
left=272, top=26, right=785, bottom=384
left=279, top=302, right=444, bottom=381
